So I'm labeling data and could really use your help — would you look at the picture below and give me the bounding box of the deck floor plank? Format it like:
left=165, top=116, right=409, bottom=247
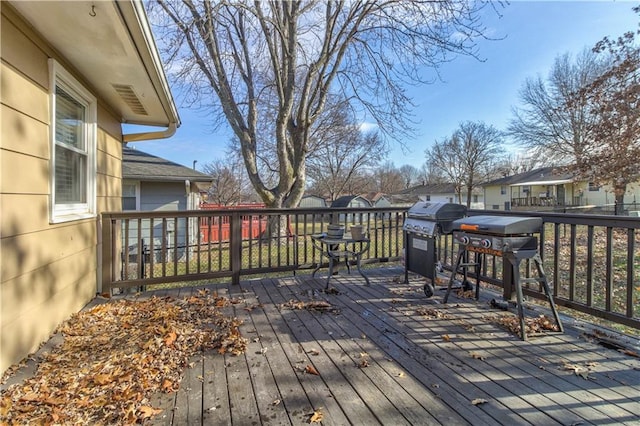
left=351, top=279, right=609, bottom=425
left=72, top=267, right=640, bottom=426
left=319, top=276, right=544, bottom=425
left=250, top=277, right=382, bottom=425
left=267, top=277, right=418, bottom=425
left=286, top=277, right=472, bottom=425
left=364, top=275, right=640, bottom=424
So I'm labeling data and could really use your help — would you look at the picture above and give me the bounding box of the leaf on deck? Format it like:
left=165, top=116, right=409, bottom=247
left=305, top=365, right=320, bottom=376
left=309, top=410, right=323, bottom=423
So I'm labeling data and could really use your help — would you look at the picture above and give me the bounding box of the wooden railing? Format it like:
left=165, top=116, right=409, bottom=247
left=101, top=207, right=640, bottom=330
left=101, top=207, right=405, bottom=292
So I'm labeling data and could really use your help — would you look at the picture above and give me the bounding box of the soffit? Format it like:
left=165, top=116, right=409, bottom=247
left=9, top=1, right=179, bottom=128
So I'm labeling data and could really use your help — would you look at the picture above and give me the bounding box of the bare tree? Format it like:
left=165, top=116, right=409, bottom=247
left=573, top=6, right=640, bottom=214
left=151, top=1, right=497, bottom=209
left=201, top=155, right=253, bottom=205
left=419, top=162, right=447, bottom=186
left=399, top=164, right=421, bottom=189
left=371, top=161, right=405, bottom=194
left=508, top=49, right=607, bottom=164
left=494, top=152, right=544, bottom=178
left=305, top=97, right=386, bottom=201
left=426, top=121, right=504, bottom=207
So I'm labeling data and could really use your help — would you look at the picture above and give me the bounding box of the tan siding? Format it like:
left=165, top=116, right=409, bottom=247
left=0, top=2, right=124, bottom=375
left=1, top=104, right=49, bottom=159
left=98, top=104, right=123, bottom=143
left=1, top=247, right=96, bottom=328
left=1, top=251, right=95, bottom=372
left=0, top=63, right=49, bottom=124
left=97, top=148, right=122, bottom=177
left=1, top=220, right=97, bottom=282
left=0, top=194, right=48, bottom=237
left=98, top=195, right=122, bottom=213
left=0, top=12, right=49, bottom=89
left=0, top=149, right=49, bottom=195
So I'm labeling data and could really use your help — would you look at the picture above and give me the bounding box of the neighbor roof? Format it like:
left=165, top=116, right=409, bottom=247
left=483, top=167, right=573, bottom=187
left=123, top=147, right=212, bottom=182
left=331, top=195, right=371, bottom=208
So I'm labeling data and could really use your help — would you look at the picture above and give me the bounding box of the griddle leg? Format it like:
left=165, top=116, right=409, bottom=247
left=534, top=254, right=564, bottom=333
left=512, top=260, right=528, bottom=341
left=443, top=248, right=465, bottom=303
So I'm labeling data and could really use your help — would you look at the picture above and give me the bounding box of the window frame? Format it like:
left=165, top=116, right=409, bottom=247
left=49, top=59, right=97, bottom=223
left=122, top=180, right=141, bottom=211
left=588, top=182, right=600, bottom=192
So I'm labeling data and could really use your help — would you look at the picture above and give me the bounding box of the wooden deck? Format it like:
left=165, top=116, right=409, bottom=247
left=129, top=267, right=639, bottom=425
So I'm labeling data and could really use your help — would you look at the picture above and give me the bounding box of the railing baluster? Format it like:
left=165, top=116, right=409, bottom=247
left=627, top=229, right=636, bottom=319
left=586, top=226, right=594, bottom=307
left=569, top=224, right=577, bottom=301
left=605, top=226, right=613, bottom=313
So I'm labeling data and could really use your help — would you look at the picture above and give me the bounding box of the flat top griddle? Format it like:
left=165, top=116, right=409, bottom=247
left=452, top=215, right=542, bottom=235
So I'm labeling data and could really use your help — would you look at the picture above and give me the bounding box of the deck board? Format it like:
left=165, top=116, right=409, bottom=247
left=53, top=267, right=640, bottom=425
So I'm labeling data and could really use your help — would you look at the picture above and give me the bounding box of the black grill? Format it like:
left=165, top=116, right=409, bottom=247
left=403, top=202, right=467, bottom=290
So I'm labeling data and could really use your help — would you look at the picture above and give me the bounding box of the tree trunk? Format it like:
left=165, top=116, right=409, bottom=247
left=614, top=180, right=627, bottom=215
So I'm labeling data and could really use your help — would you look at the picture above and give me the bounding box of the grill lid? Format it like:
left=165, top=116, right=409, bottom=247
left=452, top=215, right=542, bottom=235
left=406, top=202, right=467, bottom=221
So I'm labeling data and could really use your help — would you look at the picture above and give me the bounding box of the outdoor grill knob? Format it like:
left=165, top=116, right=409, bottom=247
left=459, top=236, right=470, bottom=245
left=480, top=239, right=491, bottom=248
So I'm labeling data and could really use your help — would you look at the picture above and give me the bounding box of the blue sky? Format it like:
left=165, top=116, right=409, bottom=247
left=128, top=1, right=639, bottom=171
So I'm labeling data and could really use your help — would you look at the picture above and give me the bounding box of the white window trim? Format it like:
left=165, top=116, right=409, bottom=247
left=49, top=59, right=97, bottom=223
left=122, top=180, right=141, bottom=211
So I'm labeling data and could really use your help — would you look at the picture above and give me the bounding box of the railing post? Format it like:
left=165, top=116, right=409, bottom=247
left=101, top=213, right=113, bottom=296
left=231, top=211, right=242, bottom=285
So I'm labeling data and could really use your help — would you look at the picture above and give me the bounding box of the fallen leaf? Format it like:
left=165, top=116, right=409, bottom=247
left=359, top=359, right=369, bottom=368
left=272, top=399, right=281, bottom=406
left=93, top=374, right=113, bottom=385
left=309, top=410, right=323, bottom=423
left=470, top=352, right=485, bottom=361
left=138, top=405, right=162, bottom=419
left=442, top=334, right=451, bottom=342
left=471, top=398, right=488, bottom=406
left=305, top=365, right=320, bottom=376
left=397, top=372, right=406, bottom=378
left=307, top=349, right=320, bottom=356
left=161, top=379, right=174, bottom=393
left=164, top=331, right=177, bottom=347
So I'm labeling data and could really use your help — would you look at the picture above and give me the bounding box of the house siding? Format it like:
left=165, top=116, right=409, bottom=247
left=0, top=8, right=123, bottom=373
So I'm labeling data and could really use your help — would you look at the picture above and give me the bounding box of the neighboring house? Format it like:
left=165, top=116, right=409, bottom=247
left=1, top=2, right=179, bottom=374
left=363, top=192, right=392, bottom=208
left=122, top=146, right=212, bottom=260
left=482, top=166, right=640, bottom=212
left=392, top=184, right=484, bottom=209
left=298, top=194, right=328, bottom=209
left=331, top=195, right=371, bottom=224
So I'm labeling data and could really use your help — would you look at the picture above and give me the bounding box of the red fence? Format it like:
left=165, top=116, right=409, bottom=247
left=199, top=216, right=268, bottom=243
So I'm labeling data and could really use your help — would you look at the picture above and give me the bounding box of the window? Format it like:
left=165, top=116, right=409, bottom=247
left=425, top=195, right=431, bottom=201
left=122, top=181, right=139, bottom=210
left=49, top=59, right=97, bottom=222
left=473, top=195, right=478, bottom=203
left=588, top=182, right=600, bottom=192
left=500, top=185, right=506, bottom=195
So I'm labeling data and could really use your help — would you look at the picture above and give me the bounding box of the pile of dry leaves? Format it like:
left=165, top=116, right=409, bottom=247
left=0, top=290, right=247, bottom=424
left=485, top=313, right=560, bottom=336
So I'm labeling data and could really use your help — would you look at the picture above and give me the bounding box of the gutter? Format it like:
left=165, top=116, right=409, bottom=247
left=123, top=122, right=178, bottom=142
